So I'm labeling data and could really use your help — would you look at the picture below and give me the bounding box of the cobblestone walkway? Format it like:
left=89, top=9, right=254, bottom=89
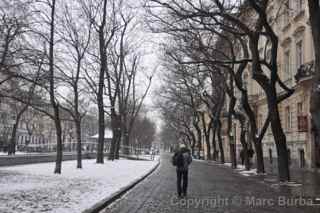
left=102, top=153, right=320, bottom=213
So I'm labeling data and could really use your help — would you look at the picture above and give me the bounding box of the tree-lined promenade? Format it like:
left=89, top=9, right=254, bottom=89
left=1, top=0, right=320, bottom=183
left=151, top=0, right=320, bottom=182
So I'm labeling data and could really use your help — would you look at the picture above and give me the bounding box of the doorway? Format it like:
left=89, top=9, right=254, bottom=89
left=299, top=149, right=305, bottom=168
left=314, top=131, right=320, bottom=167
left=269, top=148, right=273, bottom=164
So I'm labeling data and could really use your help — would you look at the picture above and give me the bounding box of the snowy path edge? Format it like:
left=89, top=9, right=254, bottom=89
left=82, top=158, right=161, bottom=213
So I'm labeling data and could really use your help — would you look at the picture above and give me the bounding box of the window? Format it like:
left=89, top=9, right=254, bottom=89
left=284, top=50, right=292, bottom=82
left=297, top=102, right=303, bottom=115
left=296, top=0, right=304, bottom=13
left=296, top=40, right=303, bottom=70
left=282, top=0, right=290, bottom=27
left=286, top=106, right=292, bottom=130
left=297, top=102, right=308, bottom=132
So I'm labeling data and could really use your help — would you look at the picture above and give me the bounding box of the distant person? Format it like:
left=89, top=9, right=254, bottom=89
left=150, top=148, right=155, bottom=160
left=172, top=144, right=192, bottom=197
left=240, top=149, right=245, bottom=165
left=248, top=148, right=255, bottom=166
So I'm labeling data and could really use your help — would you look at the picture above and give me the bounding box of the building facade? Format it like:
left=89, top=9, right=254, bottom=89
left=0, top=99, right=98, bottom=153
left=199, top=1, right=318, bottom=170
left=246, top=0, right=316, bottom=169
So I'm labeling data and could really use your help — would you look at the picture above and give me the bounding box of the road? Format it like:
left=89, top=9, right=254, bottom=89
left=102, top=153, right=320, bottom=213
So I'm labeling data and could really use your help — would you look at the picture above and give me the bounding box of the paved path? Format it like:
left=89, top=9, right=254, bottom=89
left=102, top=153, right=320, bottom=213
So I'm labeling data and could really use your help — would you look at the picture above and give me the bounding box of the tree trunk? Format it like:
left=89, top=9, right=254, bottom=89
left=231, top=51, right=266, bottom=172
left=109, top=132, right=116, bottom=160
left=109, top=111, right=121, bottom=160
left=252, top=136, right=265, bottom=173
left=194, top=121, right=202, bottom=158
left=201, top=113, right=212, bottom=160
left=114, top=133, right=122, bottom=159
left=211, top=123, right=218, bottom=161
left=229, top=143, right=237, bottom=168
left=239, top=125, right=250, bottom=170
left=54, top=117, right=63, bottom=174
left=186, top=127, right=196, bottom=156
left=308, top=0, right=320, bottom=163
left=47, top=0, right=63, bottom=174
left=8, top=106, right=27, bottom=155
left=268, top=91, right=290, bottom=181
left=217, top=119, right=225, bottom=163
left=96, top=99, right=105, bottom=163
left=8, top=123, right=18, bottom=155
left=96, top=0, right=108, bottom=164
left=227, top=94, right=237, bottom=168
left=75, top=118, right=82, bottom=168
left=205, top=133, right=211, bottom=160
left=190, top=131, right=196, bottom=156
left=122, top=117, right=130, bottom=155
left=241, top=92, right=265, bottom=173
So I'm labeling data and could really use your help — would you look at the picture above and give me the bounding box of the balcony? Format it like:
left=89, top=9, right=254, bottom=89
left=247, top=94, right=259, bottom=104
left=294, top=61, right=315, bottom=83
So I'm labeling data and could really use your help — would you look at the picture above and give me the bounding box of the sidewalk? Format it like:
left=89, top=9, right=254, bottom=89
left=200, top=159, right=320, bottom=198
left=104, top=153, right=319, bottom=213
left=257, top=161, right=320, bottom=197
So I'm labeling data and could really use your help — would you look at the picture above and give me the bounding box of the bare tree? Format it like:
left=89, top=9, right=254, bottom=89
left=146, top=0, right=294, bottom=181
left=130, top=114, right=156, bottom=150
left=81, top=0, right=118, bottom=164
left=56, top=1, right=93, bottom=168
left=7, top=76, right=39, bottom=155
left=308, top=0, right=320, bottom=154
left=0, top=0, right=31, bottom=82
left=46, top=0, right=64, bottom=174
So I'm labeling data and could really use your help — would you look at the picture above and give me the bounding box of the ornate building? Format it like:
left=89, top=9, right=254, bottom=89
left=199, top=1, right=318, bottom=170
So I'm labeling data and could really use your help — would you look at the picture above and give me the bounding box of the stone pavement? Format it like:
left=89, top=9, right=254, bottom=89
left=254, top=161, right=320, bottom=198
left=102, top=153, right=320, bottom=213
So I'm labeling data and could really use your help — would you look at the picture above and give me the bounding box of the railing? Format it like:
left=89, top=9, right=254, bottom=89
left=295, top=61, right=315, bottom=83
left=248, top=94, right=259, bottom=103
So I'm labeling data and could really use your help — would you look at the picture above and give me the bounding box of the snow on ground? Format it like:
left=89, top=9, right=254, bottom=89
left=272, top=181, right=302, bottom=187
left=239, top=169, right=257, bottom=177
left=193, top=159, right=205, bottom=162
left=0, top=152, right=42, bottom=156
left=0, top=157, right=159, bottom=213
left=236, top=165, right=245, bottom=170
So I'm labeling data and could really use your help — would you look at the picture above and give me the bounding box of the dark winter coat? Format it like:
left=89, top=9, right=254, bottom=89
left=172, top=147, right=192, bottom=171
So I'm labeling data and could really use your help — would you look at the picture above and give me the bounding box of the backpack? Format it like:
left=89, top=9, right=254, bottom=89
left=173, top=152, right=184, bottom=167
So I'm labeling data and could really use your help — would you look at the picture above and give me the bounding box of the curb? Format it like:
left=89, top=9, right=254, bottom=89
left=82, top=159, right=161, bottom=213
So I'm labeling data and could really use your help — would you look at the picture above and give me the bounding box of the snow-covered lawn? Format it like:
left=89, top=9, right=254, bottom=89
left=0, top=158, right=159, bottom=213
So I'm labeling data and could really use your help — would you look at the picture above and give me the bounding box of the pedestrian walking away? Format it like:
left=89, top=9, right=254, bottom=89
left=240, top=149, right=245, bottom=165
left=172, top=143, right=192, bottom=198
